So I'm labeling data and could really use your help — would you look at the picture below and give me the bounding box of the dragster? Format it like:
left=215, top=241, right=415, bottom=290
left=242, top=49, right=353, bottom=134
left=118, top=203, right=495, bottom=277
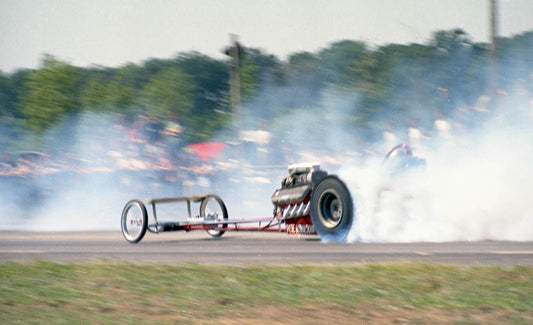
left=121, top=163, right=354, bottom=243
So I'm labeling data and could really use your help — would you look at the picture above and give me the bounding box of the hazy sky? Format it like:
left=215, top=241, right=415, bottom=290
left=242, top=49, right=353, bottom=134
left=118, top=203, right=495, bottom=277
left=1, top=0, right=532, bottom=73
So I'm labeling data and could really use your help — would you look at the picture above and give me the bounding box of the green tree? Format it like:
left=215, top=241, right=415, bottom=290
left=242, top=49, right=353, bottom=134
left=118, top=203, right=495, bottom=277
left=176, top=53, right=229, bottom=114
left=80, top=75, right=108, bottom=111
left=497, top=31, right=533, bottom=89
left=426, top=29, right=488, bottom=114
left=319, top=40, right=369, bottom=87
left=19, top=55, right=81, bottom=133
left=0, top=72, right=21, bottom=151
left=236, top=48, right=283, bottom=101
left=104, top=63, right=142, bottom=112
left=0, top=72, right=15, bottom=118
left=287, top=52, right=322, bottom=91
left=141, top=66, right=195, bottom=120
left=175, top=53, right=234, bottom=141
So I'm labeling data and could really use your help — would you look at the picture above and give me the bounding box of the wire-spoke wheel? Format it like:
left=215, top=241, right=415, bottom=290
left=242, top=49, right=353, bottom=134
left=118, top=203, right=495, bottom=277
left=121, top=200, right=148, bottom=243
left=200, top=194, right=228, bottom=237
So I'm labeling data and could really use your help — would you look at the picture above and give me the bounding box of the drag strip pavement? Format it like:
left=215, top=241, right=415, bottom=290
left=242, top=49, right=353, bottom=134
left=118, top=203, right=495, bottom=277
left=1, top=231, right=532, bottom=265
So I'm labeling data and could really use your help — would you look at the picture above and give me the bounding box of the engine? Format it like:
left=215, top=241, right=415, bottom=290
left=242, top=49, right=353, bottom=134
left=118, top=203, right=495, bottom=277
left=271, top=163, right=328, bottom=234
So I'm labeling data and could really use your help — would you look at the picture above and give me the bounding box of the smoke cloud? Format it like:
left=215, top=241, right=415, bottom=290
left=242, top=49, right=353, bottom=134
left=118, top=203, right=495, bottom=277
left=1, top=50, right=532, bottom=243
left=341, top=98, right=533, bottom=242
left=0, top=111, right=183, bottom=231
left=1, top=88, right=531, bottom=243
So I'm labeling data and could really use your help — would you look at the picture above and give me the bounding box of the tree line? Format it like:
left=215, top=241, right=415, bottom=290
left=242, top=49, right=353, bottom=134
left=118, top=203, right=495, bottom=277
left=1, top=29, right=532, bottom=151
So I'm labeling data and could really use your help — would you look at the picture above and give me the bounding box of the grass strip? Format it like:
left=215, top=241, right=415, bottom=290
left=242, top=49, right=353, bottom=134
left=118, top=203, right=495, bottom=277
left=0, top=262, right=531, bottom=324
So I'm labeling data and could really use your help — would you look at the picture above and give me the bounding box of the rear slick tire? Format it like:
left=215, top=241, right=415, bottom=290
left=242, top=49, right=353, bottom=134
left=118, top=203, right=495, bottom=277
left=310, top=176, right=354, bottom=242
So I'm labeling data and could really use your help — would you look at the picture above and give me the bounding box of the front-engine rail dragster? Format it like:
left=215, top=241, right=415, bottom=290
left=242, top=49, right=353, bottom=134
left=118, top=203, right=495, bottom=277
left=121, top=163, right=354, bottom=243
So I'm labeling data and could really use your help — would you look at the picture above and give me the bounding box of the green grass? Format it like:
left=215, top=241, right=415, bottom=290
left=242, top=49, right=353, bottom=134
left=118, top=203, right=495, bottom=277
left=0, top=262, right=532, bottom=324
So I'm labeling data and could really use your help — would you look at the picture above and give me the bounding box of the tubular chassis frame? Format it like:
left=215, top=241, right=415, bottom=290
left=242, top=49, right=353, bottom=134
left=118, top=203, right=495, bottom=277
left=121, top=194, right=288, bottom=243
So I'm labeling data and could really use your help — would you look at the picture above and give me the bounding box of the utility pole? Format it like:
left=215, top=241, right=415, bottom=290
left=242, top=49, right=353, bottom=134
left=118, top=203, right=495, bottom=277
left=489, top=0, right=498, bottom=95
left=489, top=0, right=498, bottom=53
left=225, top=34, right=242, bottom=141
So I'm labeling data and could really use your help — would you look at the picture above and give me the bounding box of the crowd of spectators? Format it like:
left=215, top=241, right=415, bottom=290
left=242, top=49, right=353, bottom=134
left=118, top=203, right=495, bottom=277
left=2, top=77, right=532, bottom=215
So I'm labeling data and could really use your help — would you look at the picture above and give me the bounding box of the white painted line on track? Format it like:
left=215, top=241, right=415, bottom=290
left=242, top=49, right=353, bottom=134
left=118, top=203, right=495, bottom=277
left=415, top=252, right=434, bottom=256
left=0, top=250, right=44, bottom=254
left=490, top=251, right=533, bottom=255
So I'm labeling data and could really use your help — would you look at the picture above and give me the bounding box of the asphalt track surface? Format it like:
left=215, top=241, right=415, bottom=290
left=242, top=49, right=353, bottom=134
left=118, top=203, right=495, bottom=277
left=1, top=231, right=532, bottom=265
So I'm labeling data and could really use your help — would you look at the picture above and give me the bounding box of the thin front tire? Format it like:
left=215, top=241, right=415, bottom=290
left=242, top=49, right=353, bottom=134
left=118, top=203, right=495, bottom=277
left=200, top=194, right=228, bottom=237
left=121, top=200, right=148, bottom=243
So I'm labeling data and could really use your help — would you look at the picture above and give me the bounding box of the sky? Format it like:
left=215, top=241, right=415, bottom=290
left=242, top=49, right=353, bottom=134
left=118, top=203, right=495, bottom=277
left=1, top=0, right=533, bottom=73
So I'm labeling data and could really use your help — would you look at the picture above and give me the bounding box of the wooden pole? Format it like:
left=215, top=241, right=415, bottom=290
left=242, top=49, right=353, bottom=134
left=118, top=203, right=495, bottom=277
left=489, top=0, right=498, bottom=95
left=229, top=34, right=242, bottom=140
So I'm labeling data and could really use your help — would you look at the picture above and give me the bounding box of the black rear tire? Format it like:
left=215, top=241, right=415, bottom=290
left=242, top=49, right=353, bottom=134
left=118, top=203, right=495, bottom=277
left=310, top=176, right=354, bottom=242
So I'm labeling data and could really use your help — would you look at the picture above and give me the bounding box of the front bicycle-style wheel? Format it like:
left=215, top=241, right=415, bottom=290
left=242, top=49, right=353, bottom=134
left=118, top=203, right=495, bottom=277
left=200, top=194, right=228, bottom=237
left=121, top=200, right=148, bottom=243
